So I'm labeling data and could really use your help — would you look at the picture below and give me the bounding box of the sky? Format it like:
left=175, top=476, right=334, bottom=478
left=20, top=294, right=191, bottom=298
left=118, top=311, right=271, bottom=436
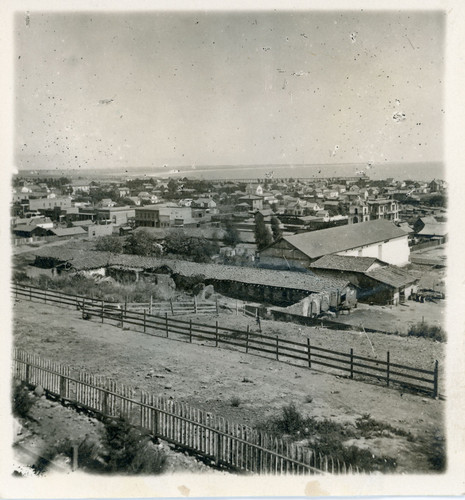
left=14, top=10, right=445, bottom=171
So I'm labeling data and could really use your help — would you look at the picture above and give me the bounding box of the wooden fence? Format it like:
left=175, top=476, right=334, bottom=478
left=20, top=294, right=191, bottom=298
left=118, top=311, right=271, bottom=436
left=12, top=283, right=440, bottom=398
left=12, top=349, right=360, bottom=475
left=125, top=297, right=218, bottom=316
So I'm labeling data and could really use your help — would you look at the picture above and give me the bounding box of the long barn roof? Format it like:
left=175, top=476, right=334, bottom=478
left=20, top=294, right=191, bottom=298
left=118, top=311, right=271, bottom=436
left=281, top=219, right=407, bottom=260
left=32, top=247, right=349, bottom=293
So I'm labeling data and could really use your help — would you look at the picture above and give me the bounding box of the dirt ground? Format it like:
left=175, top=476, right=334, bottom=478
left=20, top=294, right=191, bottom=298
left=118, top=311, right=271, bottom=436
left=332, top=300, right=445, bottom=334
left=330, top=265, right=446, bottom=334
left=12, top=298, right=445, bottom=473
left=12, top=394, right=223, bottom=476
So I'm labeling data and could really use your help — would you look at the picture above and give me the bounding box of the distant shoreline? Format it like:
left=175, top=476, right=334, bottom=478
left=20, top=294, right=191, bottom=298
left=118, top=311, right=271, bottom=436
left=16, top=161, right=444, bottom=182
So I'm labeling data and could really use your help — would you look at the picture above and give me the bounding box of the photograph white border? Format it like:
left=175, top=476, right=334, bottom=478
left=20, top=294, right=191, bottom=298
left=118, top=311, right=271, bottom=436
left=1, top=0, right=464, bottom=497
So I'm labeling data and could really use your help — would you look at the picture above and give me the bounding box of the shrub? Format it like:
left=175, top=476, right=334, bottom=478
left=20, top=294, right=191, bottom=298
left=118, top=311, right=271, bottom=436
left=101, top=417, right=167, bottom=474
left=422, top=431, right=446, bottom=472
left=230, top=396, right=241, bottom=407
left=13, top=271, right=29, bottom=283
left=12, top=381, right=34, bottom=418
left=257, top=403, right=304, bottom=435
left=407, top=322, right=445, bottom=342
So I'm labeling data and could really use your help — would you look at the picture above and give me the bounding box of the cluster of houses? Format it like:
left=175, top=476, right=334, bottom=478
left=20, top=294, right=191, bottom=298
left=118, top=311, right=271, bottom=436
left=25, top=217, right=422, bottom=310
left=12, top=173, right=447, bottom=315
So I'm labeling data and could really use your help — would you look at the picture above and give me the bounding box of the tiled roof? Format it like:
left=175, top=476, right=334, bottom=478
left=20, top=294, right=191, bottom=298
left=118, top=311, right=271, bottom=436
left=281, top=219, right=407, bottom=260
left=32, top=247, right=349, bottom=293
left=365, top=266, right=418, bottom=288
left=33, top=247, right=112, bottom=270
left=310, top=255, right=383, bottom=273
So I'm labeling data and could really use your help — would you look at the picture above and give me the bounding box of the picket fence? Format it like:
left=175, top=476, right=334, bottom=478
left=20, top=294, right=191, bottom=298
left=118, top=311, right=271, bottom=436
left=12, top=283, right=440, bottom=398
left=12, top=349, right=361, bottom=475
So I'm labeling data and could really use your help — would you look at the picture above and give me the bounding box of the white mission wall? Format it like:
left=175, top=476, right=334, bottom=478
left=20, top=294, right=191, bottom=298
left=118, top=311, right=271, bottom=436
left=336, top=236, right=410, bottom=267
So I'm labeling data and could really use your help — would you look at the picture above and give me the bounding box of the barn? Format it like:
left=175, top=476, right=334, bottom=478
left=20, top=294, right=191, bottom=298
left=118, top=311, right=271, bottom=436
left=259, top=219, right=410, bottom=268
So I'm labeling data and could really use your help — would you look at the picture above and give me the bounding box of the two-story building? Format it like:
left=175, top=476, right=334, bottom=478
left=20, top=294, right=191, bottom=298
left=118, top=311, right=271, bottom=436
left=135, top=204, right=195, bottom=228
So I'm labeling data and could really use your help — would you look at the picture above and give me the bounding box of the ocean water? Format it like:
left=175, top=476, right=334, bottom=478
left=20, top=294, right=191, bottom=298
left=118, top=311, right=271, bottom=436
left=20, top=161, right=444, bottom=182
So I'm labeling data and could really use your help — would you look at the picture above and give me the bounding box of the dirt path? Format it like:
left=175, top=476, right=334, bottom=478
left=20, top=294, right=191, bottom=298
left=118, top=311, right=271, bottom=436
left=13, top=299, right=445, bottom=473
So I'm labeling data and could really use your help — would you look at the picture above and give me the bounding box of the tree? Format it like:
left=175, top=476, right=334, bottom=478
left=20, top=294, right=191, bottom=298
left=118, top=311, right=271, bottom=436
left=223, top=221, right=240, bottom=247
left=167, top=179, right=178, bottom=198
left=270, top=216, right=282, bottom=242
left=124, top=229, right=162, bottom=256
left=254, top=213, right=273, bottom=250
left=423, top=194, right=447, bottom=208
left=95, top=235, right=124, bottom=254
left=121, top=197, right=136, bottom=206
left=164, top=230, right=219, bottom=263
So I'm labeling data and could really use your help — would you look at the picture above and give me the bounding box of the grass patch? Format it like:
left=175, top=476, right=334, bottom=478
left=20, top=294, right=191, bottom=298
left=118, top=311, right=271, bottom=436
left=255, top=404, right=421, bottom=472
left=14, top=273, right=177, bottom=304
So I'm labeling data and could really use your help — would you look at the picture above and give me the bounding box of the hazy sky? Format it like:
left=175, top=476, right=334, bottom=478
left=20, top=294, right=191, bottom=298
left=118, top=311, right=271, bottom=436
left=14, top=10, right=445, bottom=170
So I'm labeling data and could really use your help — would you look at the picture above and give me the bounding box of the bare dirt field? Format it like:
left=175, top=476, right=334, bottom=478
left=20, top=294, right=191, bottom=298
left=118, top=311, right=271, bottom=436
left=328, top=265, right=446, bottom=334
left=12, top=298, right=445, bottom=473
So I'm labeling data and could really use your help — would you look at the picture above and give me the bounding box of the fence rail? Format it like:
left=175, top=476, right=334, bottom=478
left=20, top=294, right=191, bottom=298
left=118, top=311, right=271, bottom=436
left=12, top=349, right=360, bottom=475
left=12, top=283, right=440, bottom=398
left=125, top=298, right=219, bottom=316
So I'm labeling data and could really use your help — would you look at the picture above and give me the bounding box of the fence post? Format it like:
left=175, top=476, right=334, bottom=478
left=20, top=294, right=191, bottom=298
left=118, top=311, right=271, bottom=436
left=215, top=430, right=222, bottom=466
left=121, top=307, right=124, bottom=329
left=433, top=360, right=439, bottom=399
left=350, top=348, right=354, bottom=379
left=216, top=299, right=219, bottom=315
left=150, top=295, right=153, bottom=315
left=246, top=326, right=250, bottom=353
left=82, top=299, right=86, bottom=319
left=153, top=409, right=159, bottom=437
left=102, top=390, right=109, bottom=415
left=165, top=313, right=169, bottom=337
left=170, top=299, right=174, bottom=315
left=59, top=376, right=66, bottom=398
left=44, top=289, right=47, bottom=304
left=72, top=444, right=79, bottom=471
left=386, top=351, right=390, bottom=387
left=101, top=300, right=104, bottom=323
left=307, top=338, right=311, bottom=368
left=29, top=286, right=32, bottom=301
left=143, top=310, right=146, bottom=334
left=189, top=319, right=192, bottom=343
left=275, top=336, right=279, bottom=361
left=25, top=363, right=30, bottom=384
left=215, top=321, right=219, bottom=347
left=194, top=296, right=198, bottom=314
